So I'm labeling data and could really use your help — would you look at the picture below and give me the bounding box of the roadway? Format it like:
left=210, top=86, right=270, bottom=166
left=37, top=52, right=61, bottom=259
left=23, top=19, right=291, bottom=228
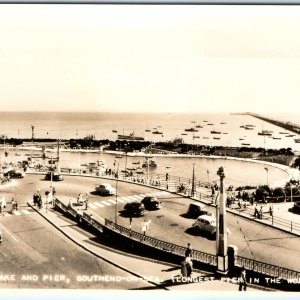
left=1, top=173, right=300, bottom=287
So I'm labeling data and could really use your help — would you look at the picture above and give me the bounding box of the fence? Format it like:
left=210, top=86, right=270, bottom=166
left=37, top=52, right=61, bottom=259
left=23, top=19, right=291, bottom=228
left=236, top=256, right=300, bottom=282
left=53, top=198, right=300, bottom=282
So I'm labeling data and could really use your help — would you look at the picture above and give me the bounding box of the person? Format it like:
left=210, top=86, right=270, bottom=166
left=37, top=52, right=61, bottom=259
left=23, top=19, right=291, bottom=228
left=11, top=198, right=18, bottom=212
left=0, top=228, right=2, bottom=243
left=185, top=243, right=192, bottom=258
left=238, top=267, right=247, bottom=291
left=185, top=255, right=193, bottom=278
left=84, top=193, right=88, bottom=210
left=259, top=206, right=263, bottom=219
left=269, top=205, right=273, bottom=217
left=77, top=193, right=83, bottom=205
left=33, top=192, right=39, bottom=206
left=254, top=204, right=259, bottom=218
left=0, top=195, right=6, bottom=210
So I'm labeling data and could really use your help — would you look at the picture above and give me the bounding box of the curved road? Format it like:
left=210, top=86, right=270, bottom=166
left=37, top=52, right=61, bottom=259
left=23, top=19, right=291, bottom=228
left=1, top=173, right=299, bottom=288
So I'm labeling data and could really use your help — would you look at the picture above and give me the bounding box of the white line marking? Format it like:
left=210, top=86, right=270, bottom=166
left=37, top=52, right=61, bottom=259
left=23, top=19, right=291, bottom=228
left=115, top=198, right=125, bottom=203
left=0, top=225, right=18, bottom=242
left=22, top=210, right=31, bottom=215
left=101, top=201, right=112, bottom=206
left=94, top=202, right=104, bottom=208
left=88, top=204, right=97, bottom=209
left=108, top=199, right=117, bottom=204
left=12, top=211, right=21, bottom=216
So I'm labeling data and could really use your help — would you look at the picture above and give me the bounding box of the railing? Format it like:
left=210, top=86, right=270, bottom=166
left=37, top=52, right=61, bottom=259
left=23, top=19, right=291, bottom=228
left=237, top=256, right=300, bottom=281
left=105, top=219, right=217, bottom=267
left=53, top=198, right=300, bottom=281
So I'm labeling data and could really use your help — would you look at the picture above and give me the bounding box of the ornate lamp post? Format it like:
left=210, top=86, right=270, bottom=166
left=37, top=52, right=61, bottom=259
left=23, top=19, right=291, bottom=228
left=216, top=166, right=229, bottom=274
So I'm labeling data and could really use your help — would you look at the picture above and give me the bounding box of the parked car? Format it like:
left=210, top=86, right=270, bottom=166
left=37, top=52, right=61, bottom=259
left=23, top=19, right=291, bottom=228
left=187, top=203, right=211, bottom=218
left=95, top=183, right=116, bottom=196
left=124, top=202, right=145, bottom=217
left=141, top=196, right=162, bottom=210
left=289, top=201, right=300, bottom=214
left=45, top=172, right=63, bottom=181
left=192, top=215, right=230, bottom=239
left=3, top=169, right=25, bottom=178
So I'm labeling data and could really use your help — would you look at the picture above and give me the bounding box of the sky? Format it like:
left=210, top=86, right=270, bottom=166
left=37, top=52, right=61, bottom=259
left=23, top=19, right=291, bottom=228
left=1, top=4, right=300, bottom=113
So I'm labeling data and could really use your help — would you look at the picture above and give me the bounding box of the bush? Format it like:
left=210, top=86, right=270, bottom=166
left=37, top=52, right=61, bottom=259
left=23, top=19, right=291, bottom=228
left=255, top=185, right=272, bottom=201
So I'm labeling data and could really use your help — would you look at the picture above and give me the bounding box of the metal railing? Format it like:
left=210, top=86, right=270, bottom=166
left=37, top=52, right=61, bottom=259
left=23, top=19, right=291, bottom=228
left=105, top=219, right=217, bottom=267
left=236, top=256, right=300, bottom=281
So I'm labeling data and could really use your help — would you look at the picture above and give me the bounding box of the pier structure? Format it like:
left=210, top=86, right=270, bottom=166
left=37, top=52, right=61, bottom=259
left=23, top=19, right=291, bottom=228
left=245, top=112, right=300, bottom=134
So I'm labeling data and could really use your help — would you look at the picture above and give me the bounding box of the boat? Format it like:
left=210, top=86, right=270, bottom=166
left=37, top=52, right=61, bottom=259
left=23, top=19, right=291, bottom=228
left=193, top=136, right=200, bottom=138
left=207, top=123, right=214, bottom=126
left=272, top=137, right=281, bottom=140
left=118, top=132, right=145, bottom=141
left=203, top=137, right=209, bottom=139
left=145, top=129, right=151, bottom=132
left=132, top=161, right=140, bottom=165
left=258, top=130, right=272, bottom=136
left=286, top=134, right=296, bottom=137
left=181, top=133, right=188, bottom=135
left=203, top=120, right=208, bottom=122
left=136, top=168, right=145, bottom=174
left=241, top=143, right=250, bottom=146
left=240, top=125, right=245, bottom=128
left=166, top=165, right=172, bottom=169
left=152, top=131, right=163, bottom=134
left=239, top=138, right=244, bottom=140
left=213, top=137, right=220, bottom=140
left=245, top=124, right=255, bottom=127
left=142, top=160, right=157, bottom=168
left=191, top=121, right=196, bottom=123
left=210, top=130, right=221, bottom=134
left=279, top=132, right=288, bottom=134
left=112, top=130, right=118, bottom=133
left=244, top=126, right=254, bottom=130
left=220, top=122, right=226, bottom=124
left=295, top=139, right=300, bottom=143
left=184, top=128, right=198, bottom=132
left=195, top=125, right=203, bottom=128
left=127, top=167, right=137, bottom=171
left=223, top=132, right=228, bottom=134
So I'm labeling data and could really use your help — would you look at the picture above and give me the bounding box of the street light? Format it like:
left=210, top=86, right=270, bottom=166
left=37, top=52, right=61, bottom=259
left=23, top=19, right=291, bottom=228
left=264, top=167, right=269, bottom=185
left=115, top=162, right=119, bottom=224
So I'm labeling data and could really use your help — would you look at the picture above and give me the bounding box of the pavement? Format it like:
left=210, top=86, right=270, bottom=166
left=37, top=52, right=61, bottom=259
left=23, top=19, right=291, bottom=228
left=26, top=198, right=275, bottom=292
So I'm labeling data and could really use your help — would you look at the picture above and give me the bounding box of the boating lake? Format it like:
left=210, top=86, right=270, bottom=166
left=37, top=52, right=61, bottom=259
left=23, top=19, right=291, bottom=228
left=2, top=148, right=292, bottom=188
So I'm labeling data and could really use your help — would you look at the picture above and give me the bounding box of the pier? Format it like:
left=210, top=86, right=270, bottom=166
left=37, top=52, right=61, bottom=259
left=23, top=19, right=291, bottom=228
left=243, top=112, right=300, bottom=134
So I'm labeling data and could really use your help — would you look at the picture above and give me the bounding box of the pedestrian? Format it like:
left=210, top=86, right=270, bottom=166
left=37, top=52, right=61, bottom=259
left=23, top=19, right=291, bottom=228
left=259, top=206, right=263, bottom=219
left=238, top=267, right=247, bottom=291
left=254, top=204, right=259, bottom=218
left=269, top=205, right=273, bottom=217
left=166, top=173, right=169, bottom=181
left=84, top=193, right=88, bottom=210
left=185, top=255, right=193, bottom=278
left=185, top=243, right=192, bottom=258
left=77, top=193, right=83, bottom=205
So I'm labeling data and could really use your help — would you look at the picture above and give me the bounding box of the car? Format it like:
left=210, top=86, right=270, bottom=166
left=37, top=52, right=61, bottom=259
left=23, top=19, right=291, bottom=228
left=141, top=196, right=162, bottom=210
left=45, top=172, right=63, bottom=181
left=187, top=203, right=212, bottom=218
left=289, top=201, right=300, bottom=214
left=95, top=183, right=116, bottom=196
left=3, top=169, right=25, bottom=178
left=192, top=215, right=230, bottom=239
left=124, top=202, right=145, bottom=217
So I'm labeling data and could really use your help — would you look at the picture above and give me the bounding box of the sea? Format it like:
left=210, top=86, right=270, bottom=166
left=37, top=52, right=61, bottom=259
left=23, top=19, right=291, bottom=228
left=0, top=111, right=299, bottom=187
left=1, top=111, right=300, bottom=151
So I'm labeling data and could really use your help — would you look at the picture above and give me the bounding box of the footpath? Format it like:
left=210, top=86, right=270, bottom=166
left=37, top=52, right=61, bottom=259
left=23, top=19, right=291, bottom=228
left=27, top=200, right=273, bottom=292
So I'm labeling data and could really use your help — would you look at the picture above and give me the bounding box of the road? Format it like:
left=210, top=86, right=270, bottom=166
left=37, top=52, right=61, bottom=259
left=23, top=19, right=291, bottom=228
left=1, top=173, right=300, bottom=285
left=0, top=176, right=155, bottom=289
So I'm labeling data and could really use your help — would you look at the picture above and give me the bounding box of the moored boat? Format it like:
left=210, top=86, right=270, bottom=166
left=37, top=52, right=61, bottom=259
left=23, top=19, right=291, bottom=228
left=184, top=128, right=198, bottom=132
left=118, top=132, right=145, bottom=141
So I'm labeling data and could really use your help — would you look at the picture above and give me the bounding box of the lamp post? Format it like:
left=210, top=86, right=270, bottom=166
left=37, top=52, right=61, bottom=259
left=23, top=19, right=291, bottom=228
left=115, top=162, right=119, bottom=224
left=191, top=163, right=195, bottom=197
left=124, top=143, right=128, bottom=175
left=264, top=167, right=269, bottom=186
left=216, top=166, right=229, bottom=274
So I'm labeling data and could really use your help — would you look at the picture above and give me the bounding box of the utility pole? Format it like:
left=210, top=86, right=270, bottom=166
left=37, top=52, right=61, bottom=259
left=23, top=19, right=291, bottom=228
left=216, top=166, right=229, bottom=274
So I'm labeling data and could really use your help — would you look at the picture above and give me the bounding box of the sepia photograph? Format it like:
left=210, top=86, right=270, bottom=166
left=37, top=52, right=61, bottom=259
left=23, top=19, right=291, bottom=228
left=0, top=2, right=300, bottom=297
